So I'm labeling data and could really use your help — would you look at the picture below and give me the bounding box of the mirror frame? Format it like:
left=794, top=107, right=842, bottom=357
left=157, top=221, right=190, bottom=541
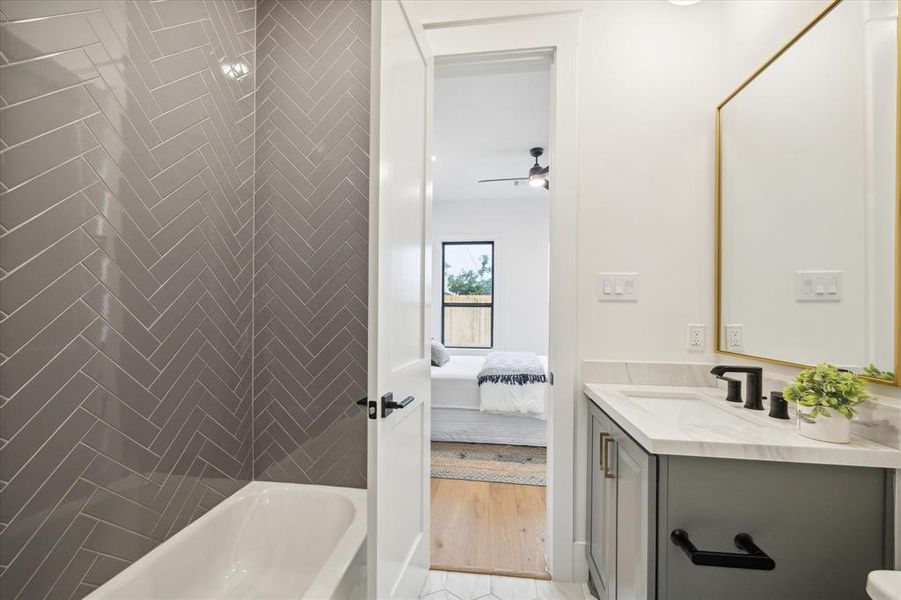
left=714, top=0, right=901, bottom=386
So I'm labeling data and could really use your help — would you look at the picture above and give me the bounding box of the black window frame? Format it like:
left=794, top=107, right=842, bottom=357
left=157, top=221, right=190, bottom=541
left=440, top=241, right=495, bottom=349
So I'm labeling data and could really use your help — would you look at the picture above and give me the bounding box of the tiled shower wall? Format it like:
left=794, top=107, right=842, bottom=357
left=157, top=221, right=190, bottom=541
left=252, top=0, right=369, bottom=487
left=0, top=0, right=257, bottom=595
left=0, top=0, right=369, bottom=596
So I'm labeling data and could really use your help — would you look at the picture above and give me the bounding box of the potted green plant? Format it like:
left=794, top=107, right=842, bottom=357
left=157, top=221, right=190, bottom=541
left=782, top=363, right=870, bottom=444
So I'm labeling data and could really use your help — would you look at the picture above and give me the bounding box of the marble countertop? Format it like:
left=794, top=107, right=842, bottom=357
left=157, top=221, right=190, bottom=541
left=584, top=383, right=901, bottom=469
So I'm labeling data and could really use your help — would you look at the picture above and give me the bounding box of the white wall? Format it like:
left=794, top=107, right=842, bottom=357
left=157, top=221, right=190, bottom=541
left=575, top=2, right=721, bottom=364
left=720, top=0, right=834, bottom=88
left=431, top=199, right=550, bottom=354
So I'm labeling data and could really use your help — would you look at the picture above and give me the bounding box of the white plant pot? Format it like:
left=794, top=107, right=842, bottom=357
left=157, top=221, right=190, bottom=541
left=796, top=407, right=851, bottom=444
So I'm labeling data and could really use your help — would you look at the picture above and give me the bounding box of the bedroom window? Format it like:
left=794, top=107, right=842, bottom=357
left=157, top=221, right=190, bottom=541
left=441, top=241, right=494, bottom=348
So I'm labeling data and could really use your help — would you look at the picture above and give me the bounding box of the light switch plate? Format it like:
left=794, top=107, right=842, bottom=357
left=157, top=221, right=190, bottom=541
left=795, top=271, right=841, bottom=302
left=597, top=273, right=639, bottom=301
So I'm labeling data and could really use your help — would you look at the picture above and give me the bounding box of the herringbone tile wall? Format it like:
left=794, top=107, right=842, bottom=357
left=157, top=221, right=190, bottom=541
left=0, top=1, right=258, bottom=597
left=252, top=0, right=369, bottom=488
left=0, top=0, right=371, bottom=596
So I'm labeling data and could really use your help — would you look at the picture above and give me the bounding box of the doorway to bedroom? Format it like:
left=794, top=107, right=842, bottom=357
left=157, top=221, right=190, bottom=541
left=428, top=52, right=552, bottom=580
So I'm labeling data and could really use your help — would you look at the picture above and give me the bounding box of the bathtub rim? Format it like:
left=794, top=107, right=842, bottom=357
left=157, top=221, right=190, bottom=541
left=87, top=481, right=367, bottom=599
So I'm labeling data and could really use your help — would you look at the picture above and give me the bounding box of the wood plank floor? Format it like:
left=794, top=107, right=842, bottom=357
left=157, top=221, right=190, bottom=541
left=430, top=478, right=549, bottom=579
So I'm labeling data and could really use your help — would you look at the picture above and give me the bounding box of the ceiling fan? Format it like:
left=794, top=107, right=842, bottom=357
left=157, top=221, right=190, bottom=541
left=478, top=147, right=550, bottom=190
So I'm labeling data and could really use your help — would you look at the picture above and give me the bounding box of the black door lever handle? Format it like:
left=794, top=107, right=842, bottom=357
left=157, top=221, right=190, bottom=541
left=381, top=392, right=414, bottom=418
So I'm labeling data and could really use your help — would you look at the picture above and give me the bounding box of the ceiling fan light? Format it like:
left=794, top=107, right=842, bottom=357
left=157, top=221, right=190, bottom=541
left=528, top=175, right=546, bottom=187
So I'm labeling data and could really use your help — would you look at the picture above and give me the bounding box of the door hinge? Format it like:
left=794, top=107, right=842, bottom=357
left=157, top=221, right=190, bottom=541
left=549, top=371, right=554, bottom=386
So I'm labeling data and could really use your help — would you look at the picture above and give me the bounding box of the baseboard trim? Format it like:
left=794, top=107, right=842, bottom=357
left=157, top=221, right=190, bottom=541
left=572, top=541, right=589, bottom=583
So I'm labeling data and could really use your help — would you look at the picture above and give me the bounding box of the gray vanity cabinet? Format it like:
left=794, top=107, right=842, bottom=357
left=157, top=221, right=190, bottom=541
left=587, top=402, right=656, bottom=600
left=586, top=397, right=893, bottom=600
left=658, top=456, right=889, bottom=600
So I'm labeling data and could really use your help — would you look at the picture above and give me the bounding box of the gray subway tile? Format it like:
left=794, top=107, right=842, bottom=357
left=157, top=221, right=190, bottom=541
left=81, top=380, right=160, bottom=448
left=81, top=352, right=159, bottom=419
left=0, top=12, right=98, bottom=62
left=82, top=520, right=157, bottom=563
left=0, top=265, right=97, bottom=357
left=0, top=414, right=95, bottom=527
left=0, top=191, right=97, bottom=272
left=0, top=85, right=98, bottom=147
left=0, top=156, right=98, bottom=231
left=0, top=372, right=95, bottom=485
left=0, top=301, right=96, bottom=399
left=0, top=48, right=98, bottom=105
left=0, top=229, right=98, bottom=314
left=0, top=121, right=99, bottom=190
left=0, top=335, right=95, bottom=439
left=82, top=319, right=160, bottom=388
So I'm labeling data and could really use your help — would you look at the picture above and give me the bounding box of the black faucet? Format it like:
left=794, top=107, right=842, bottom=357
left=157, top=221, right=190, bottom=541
left=710, top=365, right=764, bottom=410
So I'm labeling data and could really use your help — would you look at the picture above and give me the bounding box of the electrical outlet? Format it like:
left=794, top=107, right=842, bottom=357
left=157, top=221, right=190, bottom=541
left=687, top=324, right=705, bottom=351
left=725, top=324, right=743, bottom=350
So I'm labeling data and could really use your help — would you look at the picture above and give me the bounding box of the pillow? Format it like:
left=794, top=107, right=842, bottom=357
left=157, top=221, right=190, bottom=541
left=431, top=339, right=450, bottom=367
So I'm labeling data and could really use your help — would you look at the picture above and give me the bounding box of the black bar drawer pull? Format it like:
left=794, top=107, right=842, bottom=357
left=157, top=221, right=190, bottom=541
left=671, top=529, right=775, bottom=570
left=381, top=392, right=414, bottom=418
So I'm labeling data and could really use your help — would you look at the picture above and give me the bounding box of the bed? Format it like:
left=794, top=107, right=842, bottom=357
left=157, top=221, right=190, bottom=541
left=431, top=354, right=548, bottom=447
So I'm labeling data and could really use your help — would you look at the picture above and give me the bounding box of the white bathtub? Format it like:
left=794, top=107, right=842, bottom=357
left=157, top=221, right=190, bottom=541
left=88, top=482, right=366, bottom=600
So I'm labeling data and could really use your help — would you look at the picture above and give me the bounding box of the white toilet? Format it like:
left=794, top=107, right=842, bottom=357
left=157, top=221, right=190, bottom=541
left=868, top=571, right=901, bottom=600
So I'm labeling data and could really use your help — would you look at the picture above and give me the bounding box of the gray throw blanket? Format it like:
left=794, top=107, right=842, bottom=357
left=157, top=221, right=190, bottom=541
left=477, top=351, right=548, bottom=386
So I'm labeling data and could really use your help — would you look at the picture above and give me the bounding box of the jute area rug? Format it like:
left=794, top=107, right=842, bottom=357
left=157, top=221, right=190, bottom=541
left=430, top=442, right=546, bottom=486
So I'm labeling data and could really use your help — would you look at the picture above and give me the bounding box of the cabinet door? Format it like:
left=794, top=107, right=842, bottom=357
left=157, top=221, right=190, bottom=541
left=660, top=456, right=886, bottom=600
left=613, top=430, right=653, bottom=600
left=588, top=407, right=617, bottom=599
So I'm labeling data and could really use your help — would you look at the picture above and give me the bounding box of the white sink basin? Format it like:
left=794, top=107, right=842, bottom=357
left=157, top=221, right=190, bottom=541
left=618, top=389, right=765, bottom=430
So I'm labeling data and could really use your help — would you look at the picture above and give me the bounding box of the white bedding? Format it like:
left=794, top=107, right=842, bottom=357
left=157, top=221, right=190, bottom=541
left=431, top=354, right=548, bottom=419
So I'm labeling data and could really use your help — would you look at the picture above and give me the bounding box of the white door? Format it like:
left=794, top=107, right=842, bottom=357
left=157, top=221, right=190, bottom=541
left=368, top=1, right=431, bottom=598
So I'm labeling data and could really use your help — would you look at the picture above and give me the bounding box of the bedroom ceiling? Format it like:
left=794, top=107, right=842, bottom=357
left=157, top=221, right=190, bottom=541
left=433, top=56, right=551, bottom=204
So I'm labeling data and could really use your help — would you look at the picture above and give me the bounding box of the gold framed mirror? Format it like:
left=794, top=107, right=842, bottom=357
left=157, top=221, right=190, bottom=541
left=715, top=0, right=901, bottom=386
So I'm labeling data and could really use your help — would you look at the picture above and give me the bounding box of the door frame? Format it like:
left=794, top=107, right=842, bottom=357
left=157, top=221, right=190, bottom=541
left=413, top=9, right=582, bottom=581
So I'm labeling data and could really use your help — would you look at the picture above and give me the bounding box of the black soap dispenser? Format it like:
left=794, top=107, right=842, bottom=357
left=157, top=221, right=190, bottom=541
left=768, top=391, right=790, bottom=419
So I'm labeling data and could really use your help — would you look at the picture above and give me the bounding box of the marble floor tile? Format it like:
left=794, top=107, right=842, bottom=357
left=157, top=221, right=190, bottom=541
left=421, top=570, right=449, bottom=596
left=490, top=574, right=538, bottom=600
left=420, top=570, right=593, bottom=600
left=446, top=571, right=492, bottom=600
